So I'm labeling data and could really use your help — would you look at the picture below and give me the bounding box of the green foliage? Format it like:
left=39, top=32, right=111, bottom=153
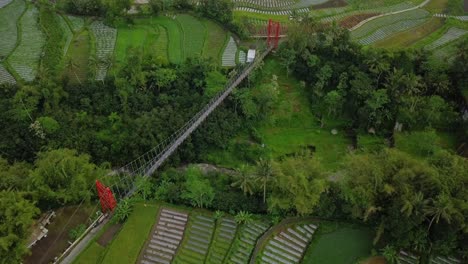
left=205, top=70, right=226, bottom=97
left=112, top=198, right=133, bottom=223
left=197, top=0, right=233, bottom=25
left=181, top=166, right=215, bottom=208
left=268, top=153, right=328, bottom=216
left=0, top=191, right=39, bottom=263
left=69, top=224, right=87, bottom=241
left=39, top=7, right=67, bottom=78
left=341, top=149, right=467, bottom=251
left=30, top=148, right=106, bottom=206
left=234, top=210, right=253, bottom=225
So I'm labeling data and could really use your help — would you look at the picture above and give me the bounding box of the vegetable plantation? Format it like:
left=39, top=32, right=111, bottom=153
left=90, top=21, right=117, bottom=81
left=0, top=0, right=25, bottom=58
left=8, top=5, right=45, bottom=82
left=425, top=27, right=468, bottom=50
left=351, top=9, right=430, bottom=44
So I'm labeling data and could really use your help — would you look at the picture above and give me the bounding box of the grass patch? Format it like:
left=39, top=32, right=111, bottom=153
left=204, top=58, right=350, bottom=171
left=424, top=0, right=449, bottom=13
left=7, top=5, right=45, bottom=82
left=100, top=203, right=159, bottom=264
left=64, top=30, right=90, bottom=84
left=302, top=221, right=374, bottom=264
left=147, top=16, right=183, bottom=63
left=374, top=17, right=445, bottom=48
left=114, top=23, right=159, bottom=64
left=73, top=242, right=106, bottom=264
left=395, top=130, right=457, bottom=158
left=176, top=14, right=206, bottom=59
left=0, top=0, right=25, bottom=59
left=203, top=19, right=228, bottom=62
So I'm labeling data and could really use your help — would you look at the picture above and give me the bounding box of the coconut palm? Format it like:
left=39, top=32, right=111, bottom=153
left=255, top=158, right=273, bottom=203
left=231, top=165, right=255, bottom=196
left=424, top=194, right=453, bottom=232
left=234, top=211, right=253, bottom=225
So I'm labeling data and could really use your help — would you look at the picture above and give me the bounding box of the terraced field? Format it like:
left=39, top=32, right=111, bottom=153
left=351, top=9, right=430, bottom=45
left=8, top=5, right=45, bottom=82
left=66, top=15, right=85, bottom=33
left=425, top=27, right=468, bottom=50
left=64, top=30, right=90, bottom=84
left=177, top=14, right=206, bottom=59
left=57, top=14, right=73, bottom=56
left=0, top=0, right=13, bottom=8
left=203, top=20, right=228, bottom=61
left=139, top=208, right=188, bottom=264
left=90, top=21, right=117, bottom=81
left=0, top=0, right=25, bottom=58
left=174, top=214, right=215, bottom=263
left=227, top=221, right=270, bottom=263
left=222, top=36, right=238, bottom=67
left=0, top=64, right=15, bottom=84
left=206, top=217, right=238, bottom=263
left=257, top=223, right=318, bottom=264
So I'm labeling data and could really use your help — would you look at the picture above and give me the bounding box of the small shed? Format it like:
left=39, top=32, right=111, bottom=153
left=247, top=49, right=256, bottom=63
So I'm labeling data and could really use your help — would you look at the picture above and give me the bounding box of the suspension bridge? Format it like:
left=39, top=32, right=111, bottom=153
left=50, top=39, right=277, bottom=264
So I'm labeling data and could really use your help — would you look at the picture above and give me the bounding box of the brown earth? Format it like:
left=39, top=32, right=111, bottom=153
left=97, top=223, right=122, bottom=246
left=312, top=0, right=348, bottom=10
left=339, top=13, right=380, bottom=29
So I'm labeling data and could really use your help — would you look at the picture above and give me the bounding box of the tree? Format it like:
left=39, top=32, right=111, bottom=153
left=231, top=165, right=256, bottom=196
left=255, top=158, right=273, bottom=203
left=424, top=194, right=454, bottom=232
left=197, top=0, right=233, bottom=24
left=381, top=245, right=400, bottom=264
left=277, top=45, right=296, bottom=77
left=29, top=149, right=107, bottom=207
left=205, top=71, right=227, bottom=97
left=135, top=176, right=152, bottom=201
left=268, top=154, right=327, bottom=216
left=112, top=198, right=133, bottom=223
left=234, top=211, right=253, bottom=225
left=182, top=166, right=215, bottom=208
left=0, top=191, right=39, bottom=263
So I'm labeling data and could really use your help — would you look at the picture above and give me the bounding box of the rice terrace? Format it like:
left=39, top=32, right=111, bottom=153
left=0, top=0, right=467, bottom=264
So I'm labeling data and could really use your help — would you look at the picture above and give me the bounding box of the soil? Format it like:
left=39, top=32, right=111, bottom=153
left=339, top=13, right=380, bottom=29
left=312, top=0, right=348, bottom=10
left=97, top=223, right=122, bottom=246
left=23, top=205, right=96, bottom=264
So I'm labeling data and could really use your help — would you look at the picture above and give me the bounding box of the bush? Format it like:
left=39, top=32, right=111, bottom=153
left=69, top=224, right=86, bottom=241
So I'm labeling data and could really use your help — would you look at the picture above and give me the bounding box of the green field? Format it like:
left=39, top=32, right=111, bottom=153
left=302, top=223, right=374, bottom=264
left=0, top=0, right=25, bottom=58
left=177, top=14, right=207, bottom=59
left=8, top=5, right=45, bottom=82
left=64, top=30, right=90, bottom=84
left=115, top=23, right=159, bottom=63
left=202, top=19, right=228, bottom=62
left=101, top=203, right=159, bottom=264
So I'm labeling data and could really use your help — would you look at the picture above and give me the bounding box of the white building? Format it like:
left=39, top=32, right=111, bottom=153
left=247, top=49, right=256, bottom=63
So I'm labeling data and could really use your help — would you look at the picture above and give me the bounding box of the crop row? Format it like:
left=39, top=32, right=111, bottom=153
left=90, top=21, right=117, bottom=81
left=315, top=2, right=414, bottom=21
left=425, top=27, right=468, bottom=50
left=356, top=18, right=428, bottom=45
left=8, top=5, right=45, bottom=82
left=0, top=64, right=16, bottom=84
left=0, top=0, right=25, bottom=58
left=351, top=9, right=429, bottom=40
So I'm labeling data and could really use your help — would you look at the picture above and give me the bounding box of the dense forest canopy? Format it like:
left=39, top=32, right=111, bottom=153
left=0, top=0, right=467, bottom=263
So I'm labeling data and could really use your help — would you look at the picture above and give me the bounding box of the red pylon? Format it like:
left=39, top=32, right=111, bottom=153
left=267, top=19, right=281, bottom=49
left=96, top=180, right=117, bottom=213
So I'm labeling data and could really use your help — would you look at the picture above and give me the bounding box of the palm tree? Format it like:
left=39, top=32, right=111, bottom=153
left=234, top=211, right=253, bottom=225
left=400, top=192, right=428, bottom=218
left=381, top=245, right=400, bottom=264
left=231, top=165, right=255, bottom=196
left=255, top=158, right=273, bottom=203
left=424, top=194, right=453, bottom=232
